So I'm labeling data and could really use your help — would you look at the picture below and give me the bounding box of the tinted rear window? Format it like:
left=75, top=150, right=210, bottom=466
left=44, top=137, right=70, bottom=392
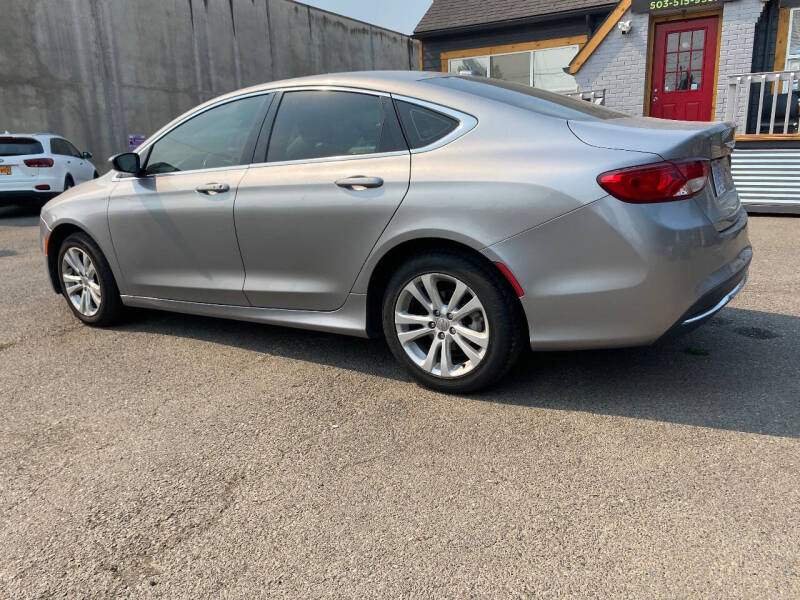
left=394, top=100, right=458, bottom=149
left=0, top=137, right=44, bottom=156
left=426, top=76, right=627, bottom=121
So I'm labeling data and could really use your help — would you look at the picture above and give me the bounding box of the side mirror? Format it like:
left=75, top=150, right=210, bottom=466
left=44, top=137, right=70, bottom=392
left=82, top=151, right=93, bottom=160
left=110, top=152, right=141, bottom=175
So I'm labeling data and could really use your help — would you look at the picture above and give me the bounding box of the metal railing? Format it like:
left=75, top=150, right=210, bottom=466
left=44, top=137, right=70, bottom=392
left=726, top=70, right=800, bottom=135
left=565, top=89, right=606, bottom=105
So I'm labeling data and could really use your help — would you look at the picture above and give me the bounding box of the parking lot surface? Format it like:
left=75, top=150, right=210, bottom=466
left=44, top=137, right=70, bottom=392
left=1, top=204, right=798, bottom=598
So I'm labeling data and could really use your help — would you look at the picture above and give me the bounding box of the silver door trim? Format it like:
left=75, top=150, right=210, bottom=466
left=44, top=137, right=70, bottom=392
left=112, top=163, right=250, bottom=181
left=250, top=150, right=409, bottom=169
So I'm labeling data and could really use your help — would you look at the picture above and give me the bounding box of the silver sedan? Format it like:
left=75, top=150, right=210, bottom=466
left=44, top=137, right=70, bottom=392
left=40, top=71, right=751, bottom=392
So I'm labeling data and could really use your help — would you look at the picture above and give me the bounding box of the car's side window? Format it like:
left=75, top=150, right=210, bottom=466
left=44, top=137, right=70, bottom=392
left=64, top=140, right=82, bottom=158
left=266, top=90, right=406, bottom=163
left=50, top=139, right=69, bottom=156
left=144, top=94, right=267, bottom=176
left=394, top=100, right=459, bottom=149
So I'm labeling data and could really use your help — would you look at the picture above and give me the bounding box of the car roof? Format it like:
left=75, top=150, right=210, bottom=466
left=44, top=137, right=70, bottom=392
left=2, top=133, right=61, bottom=140
left=213, top=70, right=448, bottom=103
left=140, top=71, right=468, bottom=150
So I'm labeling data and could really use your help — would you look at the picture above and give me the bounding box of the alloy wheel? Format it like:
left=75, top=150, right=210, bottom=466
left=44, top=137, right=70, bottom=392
left=394, top=273, right=489, bottom=378
left=62, top=247, right=101, bottom=316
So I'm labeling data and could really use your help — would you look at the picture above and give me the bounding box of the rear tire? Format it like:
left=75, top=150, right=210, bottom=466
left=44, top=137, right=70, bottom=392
left=57, top=232, right=124, bottom=326
left=64, top=175, right=74, bottom=191
left=382, top=251, right=524, bottom=393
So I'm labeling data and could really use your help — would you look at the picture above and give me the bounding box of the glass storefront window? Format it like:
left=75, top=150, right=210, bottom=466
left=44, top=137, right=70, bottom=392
left=447, top=56, right=489, bottom=77
left=490, top=52, right=531, bottom=86
left=448, top=44, right=579, bottom=92
left=533, top=46, right=580, bottom=92
left=783, top=9, right=800, bottom=90
left=788, top=9, right=800, bottom=65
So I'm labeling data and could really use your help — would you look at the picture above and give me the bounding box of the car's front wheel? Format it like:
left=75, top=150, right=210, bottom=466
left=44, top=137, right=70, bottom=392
left=382, top=251, right=524, bottom=393
left=57, top=232, right=123, bottom=326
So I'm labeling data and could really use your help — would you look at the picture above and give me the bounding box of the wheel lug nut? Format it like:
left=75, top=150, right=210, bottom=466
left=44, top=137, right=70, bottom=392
left=428, top=321, right=435, bottom=328
left=438, top=332, right=445, bottom=339
left=433, top=310, right=440, bottom=316
left=449, top=327, right=455, bottom=334
left=447, top=313, right=453, bottom=319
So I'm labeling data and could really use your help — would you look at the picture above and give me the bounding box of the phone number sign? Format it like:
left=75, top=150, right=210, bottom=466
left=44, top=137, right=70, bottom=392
left=631, top=0, right=734, bottom=13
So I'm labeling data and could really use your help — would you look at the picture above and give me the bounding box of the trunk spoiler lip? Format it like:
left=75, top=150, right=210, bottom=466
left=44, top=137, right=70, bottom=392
left=567, top=117, right=736, bottom=161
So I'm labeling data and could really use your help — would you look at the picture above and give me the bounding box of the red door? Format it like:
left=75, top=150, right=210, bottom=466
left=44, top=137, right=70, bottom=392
left=650, top=17, right=719, bottom=121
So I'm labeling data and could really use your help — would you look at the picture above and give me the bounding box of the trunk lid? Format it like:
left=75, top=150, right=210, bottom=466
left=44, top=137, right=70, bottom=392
left=569, top=117, right=740, bottom=231
left=0, top=137, right=45, bottom=182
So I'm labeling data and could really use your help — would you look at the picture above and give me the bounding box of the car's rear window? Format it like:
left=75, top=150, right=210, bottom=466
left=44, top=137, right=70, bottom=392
left=426, top=76, right=627, bottom=121
left=0, top=137, right=44, bottom=156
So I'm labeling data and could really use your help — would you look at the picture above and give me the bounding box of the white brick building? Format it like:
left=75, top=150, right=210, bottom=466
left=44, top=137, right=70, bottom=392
left=415, top=0, right=800, bottom=210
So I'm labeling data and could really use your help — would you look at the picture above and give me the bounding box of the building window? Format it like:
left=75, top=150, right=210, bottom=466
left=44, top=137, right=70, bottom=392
left=786, top=8, right=800, bottom=71
left=447, top=45, right=579, bottom=92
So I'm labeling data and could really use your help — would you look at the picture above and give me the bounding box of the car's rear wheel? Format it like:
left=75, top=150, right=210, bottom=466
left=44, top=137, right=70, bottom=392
left=382, top=251, right=524, bottom=393
left=64, top=175, right=74, bottom=191
left=57, top=232, right=123, bottom=326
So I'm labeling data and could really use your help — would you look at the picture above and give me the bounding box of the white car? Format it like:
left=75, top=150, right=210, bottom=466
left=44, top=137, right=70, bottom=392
left=0, top=133, right=98, bottom=205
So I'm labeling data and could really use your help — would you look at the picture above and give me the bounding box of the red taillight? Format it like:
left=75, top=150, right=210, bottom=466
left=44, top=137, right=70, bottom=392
left=597, top=159, right=709, bottom=204
left=24, top=158, right=54, bottom=168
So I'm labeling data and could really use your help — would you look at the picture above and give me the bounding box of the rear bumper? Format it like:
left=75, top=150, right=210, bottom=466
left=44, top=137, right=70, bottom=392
left=482, top=194, right=752, bottom=351
left=661, top=267, right=748, bottom=339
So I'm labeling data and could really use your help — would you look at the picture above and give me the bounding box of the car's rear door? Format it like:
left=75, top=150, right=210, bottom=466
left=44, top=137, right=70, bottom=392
left=63, top=139, right=94, bottom=182
left=234, top=89, right=411, bottom=311
left=108, top=93, right=272, bottom=305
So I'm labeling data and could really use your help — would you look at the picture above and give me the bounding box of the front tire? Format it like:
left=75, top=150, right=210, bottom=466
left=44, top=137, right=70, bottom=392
left=382, top=251, right=524, bottom=393
left=57, top=232, right=123, bottom=326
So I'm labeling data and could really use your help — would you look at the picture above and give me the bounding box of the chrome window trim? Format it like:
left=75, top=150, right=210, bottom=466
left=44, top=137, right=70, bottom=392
left=250, top=149, right=409, bottom=169
left=390, top=94, right=478, bottom=154
left=112, top=163, right=251, bottom=181
left=132, top=86, right=389, bottom=156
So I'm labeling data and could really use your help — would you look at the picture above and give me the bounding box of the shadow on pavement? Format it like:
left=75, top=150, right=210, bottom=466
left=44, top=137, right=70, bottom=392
left=117, top=305, right=800, bottom=439
left=0, top=204, right=42, bottom=226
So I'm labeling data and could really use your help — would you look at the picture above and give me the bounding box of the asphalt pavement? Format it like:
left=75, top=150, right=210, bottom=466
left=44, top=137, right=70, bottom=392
left=0, top=204, right=798, bottom=598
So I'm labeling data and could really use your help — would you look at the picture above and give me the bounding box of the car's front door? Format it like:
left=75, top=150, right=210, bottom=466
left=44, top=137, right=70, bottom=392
left=235, top=89, right=411, bottom=311
left=108, top=93, right=271, bottom=305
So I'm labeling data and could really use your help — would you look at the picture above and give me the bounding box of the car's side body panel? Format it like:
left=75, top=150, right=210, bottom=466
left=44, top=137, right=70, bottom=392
left=39, top=173, right=122, bottom=290
left=236, top=152, right=411, bottom=311
left=121, top=292, right=371, bottom=338
left=351, top=107, right=663, bottom=295
left=108, top=168, right=250, bottom=305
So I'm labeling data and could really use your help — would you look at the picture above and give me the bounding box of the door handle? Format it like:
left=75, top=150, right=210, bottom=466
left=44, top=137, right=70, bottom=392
left=335, top=176, right=383, bottom=190
left=195, top=183, right=230, bottom=194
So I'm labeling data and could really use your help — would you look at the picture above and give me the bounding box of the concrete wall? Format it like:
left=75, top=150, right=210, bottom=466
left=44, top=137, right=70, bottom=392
left=0, top=0, right=419, bottom=170
left=574, top=0, right=765, bottom=121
